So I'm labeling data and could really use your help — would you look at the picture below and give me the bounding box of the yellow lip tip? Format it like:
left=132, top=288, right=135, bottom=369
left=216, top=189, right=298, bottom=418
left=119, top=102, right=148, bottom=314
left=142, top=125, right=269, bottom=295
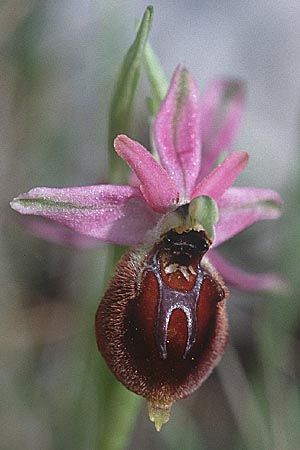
left=147, top=400, right=173, bottom=432
left=154, top=421, right=162, bottom=432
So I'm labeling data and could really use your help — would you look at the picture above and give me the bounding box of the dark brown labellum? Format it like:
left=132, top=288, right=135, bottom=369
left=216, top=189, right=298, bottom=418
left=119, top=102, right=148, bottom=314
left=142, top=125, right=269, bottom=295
left=95, top=229, right=228, bottom=429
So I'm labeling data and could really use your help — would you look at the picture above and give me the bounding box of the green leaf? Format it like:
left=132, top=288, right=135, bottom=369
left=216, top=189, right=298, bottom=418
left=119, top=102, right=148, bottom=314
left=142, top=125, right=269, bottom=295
left=144, top=42, right=168, bottom=114
left=109, top=6, right=153, bottom=149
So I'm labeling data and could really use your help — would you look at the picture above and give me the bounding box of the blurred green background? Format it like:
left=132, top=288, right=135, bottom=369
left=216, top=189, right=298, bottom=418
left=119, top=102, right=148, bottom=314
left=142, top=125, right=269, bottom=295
left=1, top=1, right=299, bottom=449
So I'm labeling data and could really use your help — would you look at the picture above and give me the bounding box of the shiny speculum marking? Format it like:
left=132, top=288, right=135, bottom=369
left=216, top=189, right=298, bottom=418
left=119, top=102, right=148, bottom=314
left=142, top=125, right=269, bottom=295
left=145, top=230, right=210, bottom=360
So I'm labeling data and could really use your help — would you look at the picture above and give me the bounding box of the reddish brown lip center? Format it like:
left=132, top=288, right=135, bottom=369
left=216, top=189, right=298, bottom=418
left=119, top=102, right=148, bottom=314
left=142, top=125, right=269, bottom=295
left=144, top=230, right=211, bottom=360
left=147, top=252, right=203, bottom=359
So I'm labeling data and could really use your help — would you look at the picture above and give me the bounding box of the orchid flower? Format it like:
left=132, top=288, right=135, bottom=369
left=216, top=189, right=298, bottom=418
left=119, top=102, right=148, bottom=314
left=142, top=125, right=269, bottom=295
left=11, top=65, right=283, bottom=431
left=11, top=66, right=282, bottom=291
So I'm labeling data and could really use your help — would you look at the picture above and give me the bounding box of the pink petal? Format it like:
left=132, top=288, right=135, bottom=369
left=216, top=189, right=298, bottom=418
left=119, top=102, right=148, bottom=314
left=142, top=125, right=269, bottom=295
left=114, top=135, right=179, bottom=212
left=23, top=217, right=101, bottom=248
left=11, top=185, right=159, bottom=245
left=213, top=187, right=282, bottom=247
left=153, top=65, right=201, bottom=200
left=208, top=250, right=286, bottom=292
left=218, top=186, right=283, bottom=209
left=198, top=79, right=245, bottom=178
left=192, top=151, right=249, bottom=200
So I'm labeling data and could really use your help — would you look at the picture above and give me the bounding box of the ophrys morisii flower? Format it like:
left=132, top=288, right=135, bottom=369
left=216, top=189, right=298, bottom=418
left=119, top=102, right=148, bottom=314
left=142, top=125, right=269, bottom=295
left=11, top=66, right=283, bottom=431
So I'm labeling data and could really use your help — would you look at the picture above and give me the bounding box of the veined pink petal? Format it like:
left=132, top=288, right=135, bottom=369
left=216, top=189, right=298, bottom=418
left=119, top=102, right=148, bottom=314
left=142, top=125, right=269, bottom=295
left=208, top=250, right=286, bottom=292
left=213, top=187, right=282, bottom=247
left=11, top=185, right=159, bottom=245
left=114, top=135, right=178, bottom=213
left=198, top=79, right=245, bottom=179
left=153, top=65, right=201, bottom=200
left=192, top=151, right=249, bottom=200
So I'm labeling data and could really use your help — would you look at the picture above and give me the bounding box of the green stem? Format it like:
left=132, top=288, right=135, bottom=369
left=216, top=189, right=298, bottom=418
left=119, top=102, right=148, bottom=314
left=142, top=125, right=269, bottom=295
left=100, top=383, right=141, bottom=450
